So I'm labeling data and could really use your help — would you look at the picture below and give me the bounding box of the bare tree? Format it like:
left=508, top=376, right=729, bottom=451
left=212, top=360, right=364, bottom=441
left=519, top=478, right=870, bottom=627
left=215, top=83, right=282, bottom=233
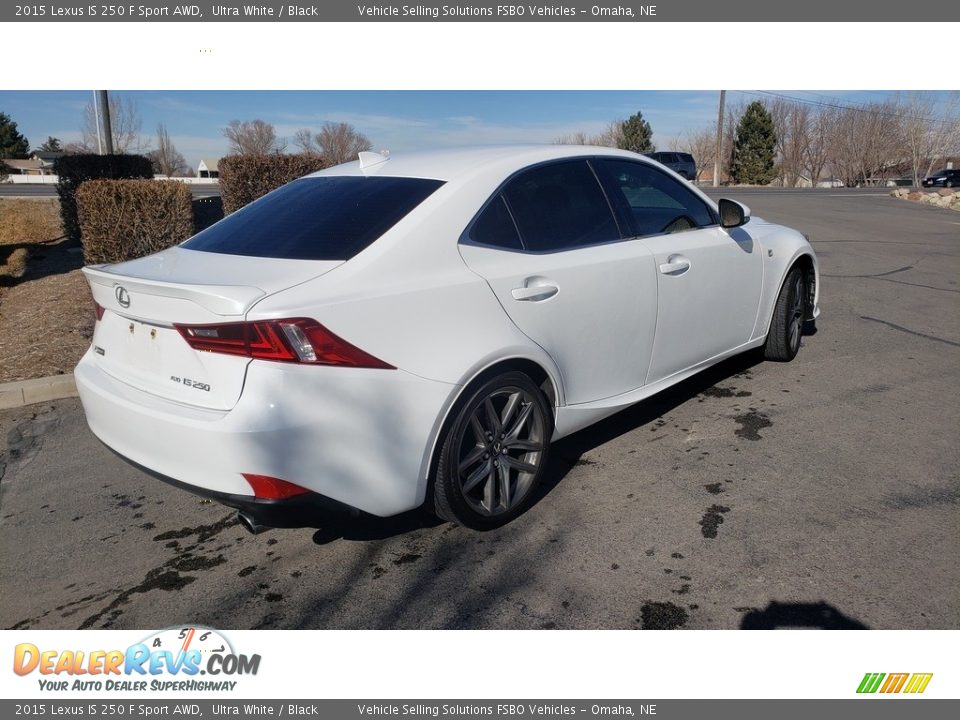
left=554, top=131, right=590, bottom=145
left=80, top=94, right=149, bottom=154
left=767, top=98, right=811, bottom=187
left=554, top=120, right=623, bottom=148
left=680, top=127, right=716, bottom=182
left=295, top=121, right=371, bottom=165
left=148, top=124, right=188, bottom=177
left=824, top=100, right=902, bottom=187
left=222, top=119, right=285, bottom=155
left=897, top=91, right=960, bottom=187
left=803, top=107, right=833, bottom=188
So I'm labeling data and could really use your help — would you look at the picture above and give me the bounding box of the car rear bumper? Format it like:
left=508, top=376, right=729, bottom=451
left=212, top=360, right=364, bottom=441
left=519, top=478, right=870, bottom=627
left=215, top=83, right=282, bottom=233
left=75, top=348, right=457, bottom=517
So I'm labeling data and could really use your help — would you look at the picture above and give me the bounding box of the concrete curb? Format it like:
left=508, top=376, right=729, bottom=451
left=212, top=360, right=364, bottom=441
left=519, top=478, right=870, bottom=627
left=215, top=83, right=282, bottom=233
left=0, top=373, right=78, bottom=410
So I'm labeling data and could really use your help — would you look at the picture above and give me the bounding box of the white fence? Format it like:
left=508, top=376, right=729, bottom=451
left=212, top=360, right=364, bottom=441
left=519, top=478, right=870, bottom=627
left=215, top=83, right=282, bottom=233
left=2, top=175, right=219, bottom=185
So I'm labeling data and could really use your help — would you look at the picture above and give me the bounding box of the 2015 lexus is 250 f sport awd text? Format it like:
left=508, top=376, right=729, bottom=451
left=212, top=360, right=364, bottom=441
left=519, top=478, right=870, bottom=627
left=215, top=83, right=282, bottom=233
left=76, top=146, right=820, bottom=531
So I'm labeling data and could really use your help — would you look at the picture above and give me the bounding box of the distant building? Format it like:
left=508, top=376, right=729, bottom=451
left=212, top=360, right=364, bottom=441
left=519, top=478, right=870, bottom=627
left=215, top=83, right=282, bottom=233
left=2, top=151, right=63, bottom=176
left=197, top=158, right=220, bottom=179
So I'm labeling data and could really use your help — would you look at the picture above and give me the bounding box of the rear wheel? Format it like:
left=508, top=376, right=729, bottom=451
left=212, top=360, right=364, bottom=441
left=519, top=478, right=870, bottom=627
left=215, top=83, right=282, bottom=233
left=764, top=266, right=807, bottom=362
left=433, top=372, right=551, bottom=530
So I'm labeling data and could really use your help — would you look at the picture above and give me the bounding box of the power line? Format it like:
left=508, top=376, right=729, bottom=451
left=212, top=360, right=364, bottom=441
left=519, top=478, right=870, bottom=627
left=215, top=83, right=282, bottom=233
left=735, top=90, right=959, bottom=128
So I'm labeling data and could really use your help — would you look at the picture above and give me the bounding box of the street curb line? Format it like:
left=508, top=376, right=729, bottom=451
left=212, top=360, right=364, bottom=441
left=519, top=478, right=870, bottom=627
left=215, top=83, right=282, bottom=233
left=0, top=373, right=78, bottom=410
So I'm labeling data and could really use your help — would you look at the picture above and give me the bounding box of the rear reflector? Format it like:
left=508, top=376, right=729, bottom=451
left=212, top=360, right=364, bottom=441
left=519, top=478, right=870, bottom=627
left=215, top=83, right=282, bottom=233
left=94, top=301, right=105, bottom=322
left=174, top=318, right=393, bottom=369
left=242, top=473, right=312, bottom=501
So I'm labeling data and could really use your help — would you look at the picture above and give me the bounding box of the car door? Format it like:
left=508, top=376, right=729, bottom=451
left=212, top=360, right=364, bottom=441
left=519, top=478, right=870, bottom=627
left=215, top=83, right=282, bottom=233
left=596, top=158, right=763, bottom=384
left=459, top=159, right=658, bottom=405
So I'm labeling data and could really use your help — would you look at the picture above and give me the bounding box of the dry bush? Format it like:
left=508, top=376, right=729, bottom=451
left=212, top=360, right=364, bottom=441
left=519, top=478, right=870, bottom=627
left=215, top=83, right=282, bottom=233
left=0, top=198, right=64, bottom=246
left=55, top=153, right=153, bottom=242
left=218, top=153, right=331, bottom=214
left=76, top=179, right=193, bottom=265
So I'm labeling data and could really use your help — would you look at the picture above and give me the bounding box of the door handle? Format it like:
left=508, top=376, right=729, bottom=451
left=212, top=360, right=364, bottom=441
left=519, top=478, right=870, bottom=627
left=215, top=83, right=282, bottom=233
left=659, top=255, right=691, bottom=275
left=511, top=282, right=559, bottom=302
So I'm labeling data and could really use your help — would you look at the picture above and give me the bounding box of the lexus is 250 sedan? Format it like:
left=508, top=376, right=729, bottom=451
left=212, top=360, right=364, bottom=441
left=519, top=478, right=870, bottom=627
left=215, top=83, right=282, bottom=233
left=76, top=146, right=819, bottom=530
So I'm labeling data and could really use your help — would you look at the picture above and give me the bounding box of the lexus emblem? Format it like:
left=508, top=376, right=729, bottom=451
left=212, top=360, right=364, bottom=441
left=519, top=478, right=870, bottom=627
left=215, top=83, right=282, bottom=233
left=115, top=286, right=131, bottom=308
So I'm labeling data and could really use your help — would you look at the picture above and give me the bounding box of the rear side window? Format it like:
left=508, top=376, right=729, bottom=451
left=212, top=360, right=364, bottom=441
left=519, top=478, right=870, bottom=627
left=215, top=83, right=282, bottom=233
left=182, top=176, right=444, bottom=260
left=470, top=195, right=523, bottom=250
left=677, top=153, right=694, bottom=163
left=599, top=159, right=716, bottom=237
left=502, top=160, right=619, bottom=252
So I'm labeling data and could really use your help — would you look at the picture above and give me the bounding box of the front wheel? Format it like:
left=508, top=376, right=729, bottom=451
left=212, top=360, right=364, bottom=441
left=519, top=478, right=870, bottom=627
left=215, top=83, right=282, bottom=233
left=433, top=372, right=551, bottom=530
left=764, top=266, right=807, bottom=362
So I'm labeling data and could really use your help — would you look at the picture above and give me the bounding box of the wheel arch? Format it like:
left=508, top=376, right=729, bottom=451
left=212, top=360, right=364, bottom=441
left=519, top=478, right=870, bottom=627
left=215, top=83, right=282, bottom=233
left=416, top=355, right=561, bottom=511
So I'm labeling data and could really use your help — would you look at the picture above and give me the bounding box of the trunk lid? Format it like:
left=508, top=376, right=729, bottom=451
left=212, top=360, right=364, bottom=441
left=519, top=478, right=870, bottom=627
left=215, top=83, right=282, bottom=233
left=84, top=247, right=343, bottom=410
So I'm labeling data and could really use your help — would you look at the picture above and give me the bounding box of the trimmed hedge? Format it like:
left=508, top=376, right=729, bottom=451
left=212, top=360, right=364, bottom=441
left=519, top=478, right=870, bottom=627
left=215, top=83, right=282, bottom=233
left=76, top=180, right=193, bottom=265
left=55, top=154, right=153, bottom=242
left=218, top=153, right=330, bottom=214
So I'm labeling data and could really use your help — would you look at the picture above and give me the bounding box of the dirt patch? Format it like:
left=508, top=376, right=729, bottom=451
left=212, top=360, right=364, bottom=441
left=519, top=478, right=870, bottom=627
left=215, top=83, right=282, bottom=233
left=0, top=239, right=92, bottom=383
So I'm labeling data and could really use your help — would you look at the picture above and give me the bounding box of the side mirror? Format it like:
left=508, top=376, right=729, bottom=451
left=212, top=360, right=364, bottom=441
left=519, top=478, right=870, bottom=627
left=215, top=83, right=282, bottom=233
left=718, top=198, right=751, bottom=229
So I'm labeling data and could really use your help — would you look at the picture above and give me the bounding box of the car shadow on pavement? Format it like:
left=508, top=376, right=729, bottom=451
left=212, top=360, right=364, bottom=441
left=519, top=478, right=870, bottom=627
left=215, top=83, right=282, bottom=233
left=530, top=350, right=767, bottom=508
left=740, top=601, right=869, bottom=629
left=289, top=349, right=769, bottom=544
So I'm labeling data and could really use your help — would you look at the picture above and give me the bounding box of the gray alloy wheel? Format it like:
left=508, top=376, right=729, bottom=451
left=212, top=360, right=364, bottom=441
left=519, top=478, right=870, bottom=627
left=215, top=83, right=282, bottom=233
left=763, top=266, right=807, bottom=362
left=433, top=372, right=551, bottom=529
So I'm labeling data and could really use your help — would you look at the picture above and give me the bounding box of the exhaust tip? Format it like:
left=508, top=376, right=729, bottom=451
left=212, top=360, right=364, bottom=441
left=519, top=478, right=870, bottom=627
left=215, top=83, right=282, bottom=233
left=237, top=510, right=267, bottom=535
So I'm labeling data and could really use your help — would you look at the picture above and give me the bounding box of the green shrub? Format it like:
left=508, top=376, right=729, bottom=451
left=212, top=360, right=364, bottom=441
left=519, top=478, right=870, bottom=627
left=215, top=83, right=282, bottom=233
left=76, top=180, right=193, bottom=265
left=55, top=154, right=153, bottom=242
left=218, top=153, right=330, bottom=214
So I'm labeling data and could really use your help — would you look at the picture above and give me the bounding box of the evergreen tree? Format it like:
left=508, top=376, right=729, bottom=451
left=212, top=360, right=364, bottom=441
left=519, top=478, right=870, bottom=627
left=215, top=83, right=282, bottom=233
left=0, top=112, right=30, bottom=158
left=618, top=111, right=655, bottom=154
left=37, top=136, right=63, bottom=153
left=731, top=102, right=777, bottom=184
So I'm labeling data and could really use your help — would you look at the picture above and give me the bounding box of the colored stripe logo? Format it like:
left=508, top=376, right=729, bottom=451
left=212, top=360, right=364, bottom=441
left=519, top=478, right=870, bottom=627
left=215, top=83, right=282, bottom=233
left=857, top=672, right=933, bottom=694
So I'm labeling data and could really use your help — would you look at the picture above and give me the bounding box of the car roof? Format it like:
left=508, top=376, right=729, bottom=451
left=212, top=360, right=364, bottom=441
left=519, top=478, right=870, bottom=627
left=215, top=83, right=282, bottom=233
left=304, top=144, right=655, bottom=183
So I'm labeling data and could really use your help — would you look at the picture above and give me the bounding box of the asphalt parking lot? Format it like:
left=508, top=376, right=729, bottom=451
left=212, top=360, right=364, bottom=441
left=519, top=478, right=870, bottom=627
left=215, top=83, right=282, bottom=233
left=1, top=189, right=958, bottom=630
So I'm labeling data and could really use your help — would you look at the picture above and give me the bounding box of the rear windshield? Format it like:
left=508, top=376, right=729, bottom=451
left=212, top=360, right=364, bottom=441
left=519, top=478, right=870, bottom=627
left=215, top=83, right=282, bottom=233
left=182, top=176, right=445, bottom=260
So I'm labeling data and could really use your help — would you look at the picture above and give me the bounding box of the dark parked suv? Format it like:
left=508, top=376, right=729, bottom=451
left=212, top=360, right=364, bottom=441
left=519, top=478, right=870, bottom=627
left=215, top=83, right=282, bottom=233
left=922, top=169, right=960, bottom=188
left=645, top=152, right=697, bottom=181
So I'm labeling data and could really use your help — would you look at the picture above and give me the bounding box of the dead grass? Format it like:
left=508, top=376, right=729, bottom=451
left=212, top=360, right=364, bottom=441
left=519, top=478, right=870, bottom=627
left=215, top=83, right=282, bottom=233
left=0, top=238, right=92, bottom=384
left=0, top=198, right=63, bottom=246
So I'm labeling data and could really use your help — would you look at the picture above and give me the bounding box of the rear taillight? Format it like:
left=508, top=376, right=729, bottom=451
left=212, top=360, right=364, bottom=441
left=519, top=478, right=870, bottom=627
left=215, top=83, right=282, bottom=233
left=94, top=301, right=105, bottom=322
left=242, top=473, right=312, bottom=500
left=174, top=318, right=394, bottom=369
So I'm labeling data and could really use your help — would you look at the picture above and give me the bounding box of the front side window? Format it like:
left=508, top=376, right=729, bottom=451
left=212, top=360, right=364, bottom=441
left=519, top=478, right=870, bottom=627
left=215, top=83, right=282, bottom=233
left=501, top=160, right=619, bottom=252
left=183, top=176, right=444, bottom=260
left=599, top=159, right=716, bottom=237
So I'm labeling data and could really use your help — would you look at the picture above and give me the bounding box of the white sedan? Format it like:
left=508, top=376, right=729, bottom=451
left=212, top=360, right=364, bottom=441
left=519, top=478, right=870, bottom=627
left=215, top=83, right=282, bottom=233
left=76, top=146, right=819, bottom=530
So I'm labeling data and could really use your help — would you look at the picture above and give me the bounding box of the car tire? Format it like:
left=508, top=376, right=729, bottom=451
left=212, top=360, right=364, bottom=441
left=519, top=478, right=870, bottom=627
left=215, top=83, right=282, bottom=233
left=947, top=180, right=955, bottom=188
left=763, top=266, right=807, bottom=362
left=433, top=371, right=552, bottom=530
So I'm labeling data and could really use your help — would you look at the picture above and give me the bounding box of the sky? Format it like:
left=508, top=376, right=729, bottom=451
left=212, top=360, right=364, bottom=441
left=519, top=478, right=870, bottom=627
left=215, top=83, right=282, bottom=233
left=0, top=90, right=952, bottom=171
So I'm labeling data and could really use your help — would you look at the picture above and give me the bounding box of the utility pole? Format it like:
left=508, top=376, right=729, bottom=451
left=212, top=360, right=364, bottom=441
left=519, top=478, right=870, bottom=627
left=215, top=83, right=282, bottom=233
left=92, top=91, right=102, bottom=154
left=713, top=90, right=726, bottom=188
left=97, top=90, right=114, bottom=155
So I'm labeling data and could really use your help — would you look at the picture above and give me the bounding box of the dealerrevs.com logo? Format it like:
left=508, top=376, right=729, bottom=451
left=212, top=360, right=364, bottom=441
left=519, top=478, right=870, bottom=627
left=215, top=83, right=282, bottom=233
left=13, top=627, right=260, bottom=692
left=857, top=673, right=933, bottom=694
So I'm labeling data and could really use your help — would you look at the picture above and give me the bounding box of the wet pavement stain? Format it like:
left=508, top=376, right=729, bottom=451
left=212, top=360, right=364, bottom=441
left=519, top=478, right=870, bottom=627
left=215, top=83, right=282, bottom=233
left=393, top=553, right=422, bottom=565
left=704, top=483, right=725, bottom=495
left=169, top=554, right=226, bottom=572
left=152, top=513, right=240, bottom=543
left=78, top=569, right=196, bottom=629
left=702, top=386, right=752, bottom=398
left=732, top=410, right=772, bottom=441
left=237, top=566, right=257, bottom=577
left=640, top=601, right=689, bottom=630
left=699, top=505, right=731, bottom=538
